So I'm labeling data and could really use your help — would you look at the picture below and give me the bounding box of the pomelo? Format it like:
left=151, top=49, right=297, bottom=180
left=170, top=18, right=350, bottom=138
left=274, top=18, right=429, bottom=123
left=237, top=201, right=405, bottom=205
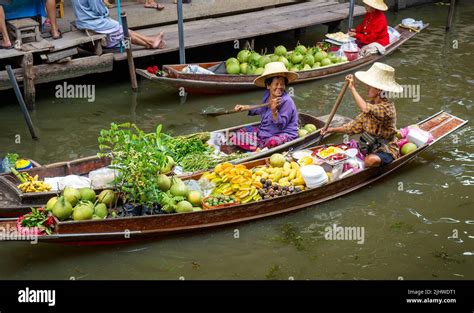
left=63, top=187, right=80, bottom=207
left=401, top=142, right=417, bottom=155
left=79, top=187, right=96, bottom=202
left=269, top=153, right=286, bottom=168
left=176, top=201, right=193, bottom=213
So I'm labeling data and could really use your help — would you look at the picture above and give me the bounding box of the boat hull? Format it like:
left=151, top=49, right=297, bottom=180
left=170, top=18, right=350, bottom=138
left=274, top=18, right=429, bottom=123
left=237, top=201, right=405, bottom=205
left=0, top=111, right=467, bottom=245
left=137, top=25, right=429, bottom=94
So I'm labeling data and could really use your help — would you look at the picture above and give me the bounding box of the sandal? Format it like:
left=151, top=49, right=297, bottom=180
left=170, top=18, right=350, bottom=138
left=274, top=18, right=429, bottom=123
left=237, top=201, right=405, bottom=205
left=51, top=30, right=63, bottom=40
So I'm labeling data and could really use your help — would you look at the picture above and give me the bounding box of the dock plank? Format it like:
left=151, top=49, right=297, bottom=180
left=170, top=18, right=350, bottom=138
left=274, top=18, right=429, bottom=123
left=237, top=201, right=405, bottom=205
left=114, top=2, right=364, bottom=61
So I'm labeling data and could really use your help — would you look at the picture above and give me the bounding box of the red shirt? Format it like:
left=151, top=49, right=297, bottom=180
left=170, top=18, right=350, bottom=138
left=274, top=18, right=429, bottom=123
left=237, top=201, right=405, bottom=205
left=355, top=10, right=389, bottom=46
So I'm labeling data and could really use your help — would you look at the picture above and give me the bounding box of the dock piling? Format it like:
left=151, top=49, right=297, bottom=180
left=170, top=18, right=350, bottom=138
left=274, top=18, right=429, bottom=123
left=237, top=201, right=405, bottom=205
left=120, top=12, right=138, bottom=92
left=177, top=0, right=186, bottom=64
left=22, top=53, right=35, bottom=110
left=6, top=65, right=39, bottom=140
left=446, top=0, right=456, bottom=31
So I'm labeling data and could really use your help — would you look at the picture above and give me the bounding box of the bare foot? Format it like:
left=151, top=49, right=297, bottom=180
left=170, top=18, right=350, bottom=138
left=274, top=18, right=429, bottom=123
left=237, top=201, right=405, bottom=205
left=1, top=40, right=13, bottom=49
left=145, top=0, right=164, bottom=10
left=158, top=39, right=166, bottom=49
left=151, top=32, right=165, bottom=49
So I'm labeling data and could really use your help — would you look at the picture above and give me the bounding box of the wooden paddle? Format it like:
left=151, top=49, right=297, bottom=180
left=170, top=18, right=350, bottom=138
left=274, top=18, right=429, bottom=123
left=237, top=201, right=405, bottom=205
left=290, top=80, right=350, bottom=152
left=203, top=103, right=269, bottom=117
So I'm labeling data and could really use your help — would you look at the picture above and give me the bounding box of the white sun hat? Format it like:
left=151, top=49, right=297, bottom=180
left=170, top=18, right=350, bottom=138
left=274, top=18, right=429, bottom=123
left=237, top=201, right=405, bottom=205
left=363, top=0, right=388, bottom=11
left=253, top=62, right=299, bottom=88
left=355, top=62, right=403, bottom=93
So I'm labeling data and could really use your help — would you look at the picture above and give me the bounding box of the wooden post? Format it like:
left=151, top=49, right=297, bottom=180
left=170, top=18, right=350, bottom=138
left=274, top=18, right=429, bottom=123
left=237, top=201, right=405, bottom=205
left=446, top=0, right=456, bottom=31
left=120, top=12, right=138, bottom=92
left=22, top=53, right=35, bottom=110
left=394, top=0, right=400, bottom=12
left=177, top=0, right=186, bottom=64
left=347, top=0, right=355, bottom=30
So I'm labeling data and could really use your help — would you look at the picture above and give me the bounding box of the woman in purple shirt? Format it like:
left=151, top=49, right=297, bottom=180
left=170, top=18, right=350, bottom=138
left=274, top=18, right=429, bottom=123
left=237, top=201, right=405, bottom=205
left=232, top=62, right=299, bottom=151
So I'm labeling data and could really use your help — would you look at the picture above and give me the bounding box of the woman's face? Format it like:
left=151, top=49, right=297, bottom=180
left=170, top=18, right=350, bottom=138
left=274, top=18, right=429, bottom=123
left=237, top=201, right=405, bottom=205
left=366, top=85, right=381, bottom=98
left=365, top=4, right=375, bottom=13
left=267, top=77, right=286, bottom=97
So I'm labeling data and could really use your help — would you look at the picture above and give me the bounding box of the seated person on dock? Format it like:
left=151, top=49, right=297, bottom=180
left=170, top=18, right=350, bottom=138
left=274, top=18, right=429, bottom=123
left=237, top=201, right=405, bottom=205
left=71, top=0, right=166, bottom=49
left=321, top=62, right=402, bottom=167
left=0, top=0, right=61, bottom=49
left=0, top=5, right=12, bottom=49
left=348, top=0, right=389, bottom=47
left=231, top=62, right=299, bottom=151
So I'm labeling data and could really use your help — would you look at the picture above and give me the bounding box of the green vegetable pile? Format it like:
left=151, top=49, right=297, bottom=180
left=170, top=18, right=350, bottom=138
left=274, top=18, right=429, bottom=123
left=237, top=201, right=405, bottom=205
left=97, top=123, right=243, bottom=206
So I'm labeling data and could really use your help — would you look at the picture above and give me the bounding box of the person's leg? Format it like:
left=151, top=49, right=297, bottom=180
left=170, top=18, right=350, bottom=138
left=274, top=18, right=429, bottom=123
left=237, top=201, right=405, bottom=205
left=45, top=0, right=60, bottom=39
left=130, top=30, right=165, bottom=49
left=0, top=6, right=12, bottom=47
left=364, top=152, right=394, bottom=168
left=364, top=154, right=381, bottom=168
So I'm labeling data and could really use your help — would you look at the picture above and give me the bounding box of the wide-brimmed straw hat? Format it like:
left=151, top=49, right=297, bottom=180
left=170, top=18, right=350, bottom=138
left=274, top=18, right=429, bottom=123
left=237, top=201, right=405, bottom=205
left=355, top=62, right=403, bottom=93
left=363, top=0, right=388, bottom=11
left=253, top=62, right=299, bottom=88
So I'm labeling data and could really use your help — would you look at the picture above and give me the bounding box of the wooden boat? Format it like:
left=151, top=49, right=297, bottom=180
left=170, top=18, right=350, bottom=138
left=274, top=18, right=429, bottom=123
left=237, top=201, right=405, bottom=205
left=0, top=113, right=351, bottom=215
left=0, top=111, right=466, bottom=245
left=136, top=24, right=428, bottom=95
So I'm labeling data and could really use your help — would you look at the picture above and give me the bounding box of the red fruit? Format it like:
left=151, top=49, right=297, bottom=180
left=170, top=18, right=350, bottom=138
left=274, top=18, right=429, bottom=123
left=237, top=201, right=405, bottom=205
left=146, top=67, right=153, bottom=73
left=44, top=216, right=55, bottom=227
left=152, top=65, right=158, bottom=71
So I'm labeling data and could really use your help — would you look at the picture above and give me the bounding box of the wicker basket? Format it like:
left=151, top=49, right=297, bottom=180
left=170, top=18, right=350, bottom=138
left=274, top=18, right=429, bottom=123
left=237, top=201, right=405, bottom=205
left=202, top=196, right=240, bottom=210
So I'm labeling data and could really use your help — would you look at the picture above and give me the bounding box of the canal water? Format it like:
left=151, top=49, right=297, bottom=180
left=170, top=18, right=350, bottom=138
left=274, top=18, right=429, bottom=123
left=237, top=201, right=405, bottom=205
left=0, top=2, right=472, bottom=280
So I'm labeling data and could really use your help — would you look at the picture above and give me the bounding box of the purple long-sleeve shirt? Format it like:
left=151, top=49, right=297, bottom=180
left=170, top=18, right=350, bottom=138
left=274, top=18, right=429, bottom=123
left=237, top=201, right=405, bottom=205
left=248, top=91, right=299, bottom=141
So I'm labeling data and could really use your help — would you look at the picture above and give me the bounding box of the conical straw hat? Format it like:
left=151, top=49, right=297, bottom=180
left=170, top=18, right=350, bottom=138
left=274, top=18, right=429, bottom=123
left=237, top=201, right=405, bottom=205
left=355, top=62, right=403, bottom=93
left=363, top=0, right=388, bottom=11
left=253, top=62, right=299, bottom=88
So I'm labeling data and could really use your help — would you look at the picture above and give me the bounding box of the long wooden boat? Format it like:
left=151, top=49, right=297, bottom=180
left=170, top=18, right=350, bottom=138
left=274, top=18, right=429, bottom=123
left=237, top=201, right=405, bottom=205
left=0, top=113, right=351, bottom=215
left=136, top=24, right=428, bottom=94
left=0, top=111, right=467, bottom=245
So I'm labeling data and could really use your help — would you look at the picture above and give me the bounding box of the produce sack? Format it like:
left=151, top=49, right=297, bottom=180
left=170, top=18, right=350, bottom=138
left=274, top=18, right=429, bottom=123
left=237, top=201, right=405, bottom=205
left=89, top=167, right=118, bottom=189
left=44, top=175, right=91, bottom=191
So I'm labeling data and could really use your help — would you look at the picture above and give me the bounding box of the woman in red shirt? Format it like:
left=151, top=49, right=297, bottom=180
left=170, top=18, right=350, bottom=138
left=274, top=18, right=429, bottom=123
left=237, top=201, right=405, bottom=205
left=348, top=0, right=389, bottom=47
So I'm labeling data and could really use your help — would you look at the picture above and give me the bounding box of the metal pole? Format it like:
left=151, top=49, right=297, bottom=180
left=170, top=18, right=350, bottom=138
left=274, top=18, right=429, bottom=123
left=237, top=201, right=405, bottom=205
left=347, top=0, right=355, bottom=31
left=120, top=12, right=138, bottom=92
left=177, top=0, right=186, bottom=64
left=446, top=0, right=456, bottom=31
left=6, top=65, right=39, bottom=140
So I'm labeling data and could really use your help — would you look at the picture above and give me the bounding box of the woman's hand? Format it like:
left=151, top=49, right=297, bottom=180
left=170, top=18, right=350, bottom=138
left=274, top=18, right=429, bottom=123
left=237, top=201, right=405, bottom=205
left=348, top=31, right=356, bottom=37
left=269, top=97, right=282, bottom=112
left=346, top=74, right=356, bottom=90
left=234, top=105, right=250, bottom=112
left=320, top=128, right=333, bottom=136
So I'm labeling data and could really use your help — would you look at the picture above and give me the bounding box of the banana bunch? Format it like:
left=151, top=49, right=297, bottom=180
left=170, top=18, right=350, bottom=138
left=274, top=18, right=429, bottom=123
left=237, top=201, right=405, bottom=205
left=202, top=163, right=261, bottom=204
left=252, top=161, right=305, bottom=189
left=17, top=173, right=52, bottom=193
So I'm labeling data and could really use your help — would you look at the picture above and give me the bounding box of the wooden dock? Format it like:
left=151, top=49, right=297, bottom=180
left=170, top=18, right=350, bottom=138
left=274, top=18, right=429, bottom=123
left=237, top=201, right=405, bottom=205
left=114, top=1, right=365, bottom=61
left=0, top=0, right=364, bottom=109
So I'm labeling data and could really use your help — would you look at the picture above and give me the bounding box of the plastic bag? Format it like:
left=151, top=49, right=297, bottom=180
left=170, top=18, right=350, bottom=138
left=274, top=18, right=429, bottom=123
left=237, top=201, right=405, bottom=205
left=44, top=175, right=91, bottom=191
left=341, top=41, right=359, bottom=53
left=388, top=26, right=401, bottom=43
left=181, top=65, right=215, bottom=75
left=88, top=167, right=118, bottom=189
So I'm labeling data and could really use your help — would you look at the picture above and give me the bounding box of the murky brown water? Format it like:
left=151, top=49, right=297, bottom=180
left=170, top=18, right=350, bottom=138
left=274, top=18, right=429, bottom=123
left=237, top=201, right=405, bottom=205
left=0, top=2, right=472, bottom=280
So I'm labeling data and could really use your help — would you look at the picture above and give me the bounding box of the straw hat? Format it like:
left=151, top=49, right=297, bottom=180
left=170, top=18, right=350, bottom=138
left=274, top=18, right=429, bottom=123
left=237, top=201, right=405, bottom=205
left=355, top=62, right=403, bottom=93
left=363, top=0, right=388, bottom=11
left=253, top=62, right=299, bottom=88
